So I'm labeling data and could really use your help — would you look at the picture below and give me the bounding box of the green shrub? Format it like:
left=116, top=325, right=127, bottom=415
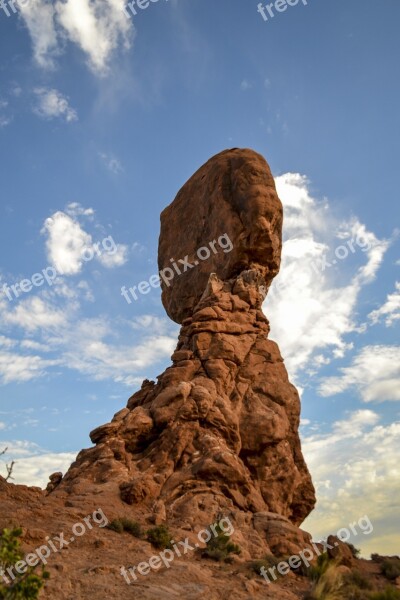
left=201, top=522, right=241, bottom=562
left=347, top=543, right=361, bottom=558
left=107, top=517, right=142, bottom=538
left=345, top=588, right=371, bottom=600
left=145, top=525, right=172, bottom=550
left=107, top=518, right=142, bottom=538
left=119, top=518, right=142, bottom=538
left=345, top=570, right=372, bottom=590
left=380, top=558, right=400, bottom=582
left=307, top=553, right=332, bottom=582
left=371, top=553, right=381, bottom=562
left=303, top=562, right=344, bottom=600
left=0, top=527, right=49, bottom=599
left=107, top=519, right=124, bottom=534
left=369, top=588, right=400, bottom=600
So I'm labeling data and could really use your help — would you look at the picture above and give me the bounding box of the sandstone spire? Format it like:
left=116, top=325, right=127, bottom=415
left=55, top=148, right=316, bottom=556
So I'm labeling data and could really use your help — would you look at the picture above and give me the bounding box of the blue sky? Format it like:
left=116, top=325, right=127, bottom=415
left=0, top=0, right=399, bottom=555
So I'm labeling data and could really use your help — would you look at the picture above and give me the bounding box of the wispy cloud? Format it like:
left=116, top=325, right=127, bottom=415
left=0, top=287, right=177, bottom=386
left=0, top=441, right=75, bottom=488
left=19, top=0, right=59, bottom=69
left=264, top=173, right=389, bottom=382
left=41, top=211, right=92, bottom=274
left=240, top=79, right=252, bottom=91
left=369, top=281, right=400, bottom=327
left=302, top=410, right=400, bottom=556
left=19, top=0, right=134, bottom=76
left=0, top=346, right=60, bottom=384
left=65, top=202, right=95, bottom=218
left=33, top=88, right=78, bottom=122
left=0, top=116, right=12, bottom=128
left=3, top=296, right=70, bottom=333
left=318, top=345, right=400, bottom=402
left=41, top=206, right=128, bottom=273
left=97, top=245, right=128, bottom=267
left=98, top=152, right=124, bottom=174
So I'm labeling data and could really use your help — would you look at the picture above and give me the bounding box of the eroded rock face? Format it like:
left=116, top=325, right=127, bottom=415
left=55, top=148, right=315, bottom=557
left=158, top=148, right=283, bottom=323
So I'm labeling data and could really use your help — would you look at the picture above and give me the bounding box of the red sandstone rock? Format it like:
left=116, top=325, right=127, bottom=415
left=327, top=535, right=356, bottom=567
left=53, top=149, right=315, bottom=557
left=158, top=148, right=283, bottom=323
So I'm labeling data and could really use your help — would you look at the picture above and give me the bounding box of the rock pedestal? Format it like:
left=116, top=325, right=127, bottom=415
left=55, top=149, right=316, bottom=556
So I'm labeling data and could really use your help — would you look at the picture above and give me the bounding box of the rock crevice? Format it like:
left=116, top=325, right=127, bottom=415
left=56, top=148, right=316, bottom=556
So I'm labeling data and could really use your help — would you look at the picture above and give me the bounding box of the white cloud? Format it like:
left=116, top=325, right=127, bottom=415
left=0, top=335, right=16, bottom=348
left=0, top=349, right=59, bottom=384
left=20, top=340, right=51, bottom=352
left=3, top=297, right=68, bottom=332
left=0, top=115, right=11, bottom=128
left=34, top=88, right=78, bottom=122
left=65, top=202, right=95, bottom=218
left=0, top=281, right=176, bottom=385
left=302, top=411, right=400, bottom=556
left=99, top=152, right=124, bottom=174
left=11, top=85, right=22, bottom=98
left=264, top=173, right=389, bottom=381
left=41, top=211, right=92, bottom=274
left=60, top=317, right=176, bottom=385
left=369, top=281, right=400, bottom=327
left=41, top=209, right=127, bottom=273
left=20, top=0, right=133, bottom=76
left=97, top=243, right=128, bottom=267
left=240, top=79, right=252, bottom=91
left=0, top=441, right=75, bottom=488
left=18, top=0, right=59, bottom=69
left=56, top=0, right=132, bottom=75
left=319, top=345, right=400, bottom=402
left=0, top=100, right=10, bottom=126
left=131, top=315, right=176, bottom=335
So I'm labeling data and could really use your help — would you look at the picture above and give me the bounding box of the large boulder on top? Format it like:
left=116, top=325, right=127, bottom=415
left=158, top=148, right=283, bottom=323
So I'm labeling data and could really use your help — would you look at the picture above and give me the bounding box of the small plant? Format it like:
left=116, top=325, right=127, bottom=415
left=347, top=543, right=361, bottom=558
left=107, top=519, right=124, bottom=533
left=145, top=525, right=172, bottom=550
left=345, top=570, right=372, bottom=590
left=0, top=527, right=49, bottom=599
left=303, top=562, right=344, bottom=600
left=371, top=553, right=381, bottom=562
left=307, top=552, right=332, bottom=582
left=119, top=518, right=142, bottom=538
left=201, top=522, right=241, bottom=562
left=107, top=518, right=142, bottom=538
left=0, top=448, right=15, bottom=482
left=380, top=558, right=400, bottom=582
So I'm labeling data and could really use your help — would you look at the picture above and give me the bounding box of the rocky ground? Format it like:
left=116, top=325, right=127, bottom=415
left=1, top=476, right=399, bottom=599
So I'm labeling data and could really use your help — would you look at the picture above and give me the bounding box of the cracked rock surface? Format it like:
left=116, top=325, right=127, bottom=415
left=158, top=147, right=283, bottom=323
left=54, top=148, right=316, bottom=557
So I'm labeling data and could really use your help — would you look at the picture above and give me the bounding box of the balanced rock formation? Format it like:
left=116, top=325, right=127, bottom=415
left=159, top=148, right=283, bottom=323
left=55, top=148, right=316, bottom=557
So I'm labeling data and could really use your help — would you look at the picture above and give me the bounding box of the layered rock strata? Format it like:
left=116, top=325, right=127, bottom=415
left=55, top=148, right=316, bottom=556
